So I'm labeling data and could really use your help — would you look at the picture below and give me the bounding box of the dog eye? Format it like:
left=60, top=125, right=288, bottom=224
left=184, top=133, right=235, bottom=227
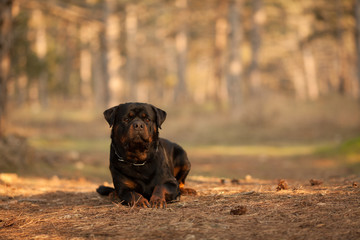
left=145, top=118, right=150, bottom=123
left=124, top=118, right=129, bottom=123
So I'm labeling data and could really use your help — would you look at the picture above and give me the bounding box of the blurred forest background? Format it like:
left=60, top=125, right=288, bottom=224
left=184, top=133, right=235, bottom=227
left=1, top=0, right=360, bottom=181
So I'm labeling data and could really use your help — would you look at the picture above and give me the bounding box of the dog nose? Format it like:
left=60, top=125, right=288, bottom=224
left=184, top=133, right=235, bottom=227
left=133, top=121, right=144, bottom=130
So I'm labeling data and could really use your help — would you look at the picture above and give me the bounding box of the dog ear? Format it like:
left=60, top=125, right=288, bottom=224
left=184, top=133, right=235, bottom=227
left=103, top=106, right=118, bottom=127
left=152, top=105, right=167, bottom=129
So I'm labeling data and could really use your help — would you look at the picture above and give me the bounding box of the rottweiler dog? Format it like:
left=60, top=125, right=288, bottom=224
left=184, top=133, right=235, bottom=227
left=97, top=102, right=196, bottom=208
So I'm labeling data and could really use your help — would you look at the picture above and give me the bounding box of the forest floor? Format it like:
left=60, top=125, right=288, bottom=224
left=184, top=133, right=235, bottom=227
left=1, top=97, right=360, bottom=239
left=0, top=173, right=359, bottom=240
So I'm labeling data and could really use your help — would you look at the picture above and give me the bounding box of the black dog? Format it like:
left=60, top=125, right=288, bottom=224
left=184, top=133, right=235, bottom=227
left=97, top=102, right=196, bottom=208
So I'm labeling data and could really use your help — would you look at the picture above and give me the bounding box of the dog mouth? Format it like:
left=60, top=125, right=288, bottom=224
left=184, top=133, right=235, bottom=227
left=124, top=141, right=150, bottom=162
left=124, top=133, right=151, bottom=158
left=127, top=140, right=150, bottom=152
left=131, top=134, right=150, bottom=144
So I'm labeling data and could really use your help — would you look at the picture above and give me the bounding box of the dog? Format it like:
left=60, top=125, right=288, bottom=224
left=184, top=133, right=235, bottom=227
left=97, top=102, right=196, bottom=208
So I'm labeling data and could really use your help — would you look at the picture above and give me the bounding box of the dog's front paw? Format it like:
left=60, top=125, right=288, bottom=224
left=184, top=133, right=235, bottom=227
left=150, top=195, right=167, bottom=209
left=129, top=192, right=150, bottom=208
left=134, top=197, right=150, bottom=208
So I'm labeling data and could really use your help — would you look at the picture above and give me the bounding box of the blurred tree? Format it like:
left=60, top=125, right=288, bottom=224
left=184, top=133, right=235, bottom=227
left=60, top=23, right=75, bottom=101
left=213, top=0, right=228, bottom=106
left=249, top=0, right=264, bottom=94
left=174, top=0, right=188, bottom=103
left=356, top=0, right=360, bottom=98
left=30, top=9, right=49, bottom=108
left=92, top=22, right=108, bottom=109
left=4, top=0, right=360, bottom=111
left=0, top=0, right=12, bottom=137
left=125, top=3, right=138, bottom=100
left=103, top=0, right=123, bottom=107
left=226, top=0, right=242, bottom=107
left=299, top=1, right=319, bottom=101
left=335, top=0, right=345, bottom=95
left=80, top=23, right=93, bottom=106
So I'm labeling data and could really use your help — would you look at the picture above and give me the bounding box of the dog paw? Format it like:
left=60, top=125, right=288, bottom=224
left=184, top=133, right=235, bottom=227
left=150, top=195, right=167, bottom=209
left=133, top=197, right=150, bottom=208
left=180, top=187, right=197, bottom=196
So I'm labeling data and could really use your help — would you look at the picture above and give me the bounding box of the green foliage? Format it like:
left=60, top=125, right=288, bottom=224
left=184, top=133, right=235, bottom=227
left=316, top=136, right=360, bottom=173
left=316, top=136, right=360, bottom=156
left=335, top=137, right=360, bottom=155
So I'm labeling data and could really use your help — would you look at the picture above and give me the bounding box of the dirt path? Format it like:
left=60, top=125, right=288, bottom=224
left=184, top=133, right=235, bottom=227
left=1, top=173, right=359, bottom=240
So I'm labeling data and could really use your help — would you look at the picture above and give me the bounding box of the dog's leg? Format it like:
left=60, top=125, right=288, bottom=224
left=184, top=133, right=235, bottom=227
left=173, top=149, right=197, bottom=196
left=149, top=185, right=167, bottom=208
left=110, top=168, right=150, bottom=207
left=150, top=181, right=179, bottom=208
left=125, top=191, right=150, bottom=208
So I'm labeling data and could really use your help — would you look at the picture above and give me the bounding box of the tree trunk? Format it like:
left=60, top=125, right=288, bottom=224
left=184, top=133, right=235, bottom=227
left=80, top=24, right=93, bottom=106
left=174, top=0, right=188, bottom=103
left=289, top=59, right=307, bottom=100
left=61, top=23, right=74, bottom=101
left=287, top=4, right=307, bottom=100
left=0, top=0, right=12, bottom=137
left=92, top=26, right=107, bottom=109
left=355, top=0, right=360, bottom=98
left=213, top=0, right=228, bottom=106
left=31, top=9, right=48, bottom=108
left=297, top=3, right=319, bottom=101
left=103, top=0, right=123, bottom=107
left=226, top=0, right=242, bottom=107
left=335, top=0, right=345, bottom=95
left=125, top=4, right=138, bottom=100
left=99, top=27, right=110, bottom=107
left=249, top=0, right=264, bottom=94
left=302, top=46, right=319, bottom=100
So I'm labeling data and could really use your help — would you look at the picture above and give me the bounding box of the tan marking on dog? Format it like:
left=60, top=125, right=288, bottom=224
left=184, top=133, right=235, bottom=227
left=143, top=124, right=149, bottom=137
left=124, top=179, right=137, bottom=189
left=126, top=151, right=148, bottom=162
left=174, top=166, right=181, bottom=177
left=128, top=124, right=135, bottom=138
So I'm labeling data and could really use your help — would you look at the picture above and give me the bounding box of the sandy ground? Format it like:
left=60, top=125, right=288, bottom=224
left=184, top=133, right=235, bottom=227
left=1, top=173, right=359, bottom=240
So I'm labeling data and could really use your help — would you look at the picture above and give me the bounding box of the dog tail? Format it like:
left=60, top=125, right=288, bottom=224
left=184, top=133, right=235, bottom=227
left=96, top=185, right=115, bottom=196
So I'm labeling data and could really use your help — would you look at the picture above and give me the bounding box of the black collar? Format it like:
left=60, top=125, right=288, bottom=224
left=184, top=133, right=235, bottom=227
left=111, top=143, right=158, bottom=167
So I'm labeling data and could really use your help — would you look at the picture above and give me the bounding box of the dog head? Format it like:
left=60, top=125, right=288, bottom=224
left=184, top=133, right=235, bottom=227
left=104, top=102, right=166, bottom=162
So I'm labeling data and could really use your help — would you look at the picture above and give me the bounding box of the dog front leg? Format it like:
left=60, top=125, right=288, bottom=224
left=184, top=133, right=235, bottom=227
left=150, top=185, right=167, bottom=208
left=122, top=191, right=150, bottom=208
